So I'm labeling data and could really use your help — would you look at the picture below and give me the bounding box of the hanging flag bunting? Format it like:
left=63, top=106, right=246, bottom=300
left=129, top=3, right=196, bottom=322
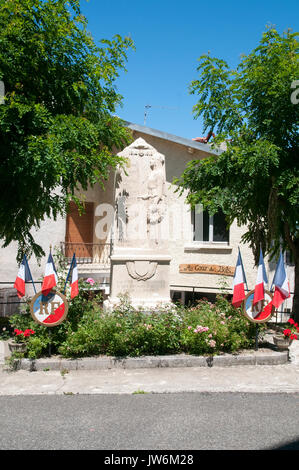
left=41, top=252, right=58, bottom=296
left=14, top=254, right=36, bottom=298
left=63, top=253, right=79, bottom=298
left=253, top=248, right=268, bottom=306
left=232, top=248, right=247, bottom=307
left=271, top=251, right=291, bottom=309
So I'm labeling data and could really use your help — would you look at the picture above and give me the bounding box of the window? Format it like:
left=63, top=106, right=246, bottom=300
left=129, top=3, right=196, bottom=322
left=192, top=206, right=229, bottom=243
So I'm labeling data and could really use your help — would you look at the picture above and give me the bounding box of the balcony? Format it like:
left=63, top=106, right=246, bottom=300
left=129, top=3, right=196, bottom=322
left=60, top=242, right=111, bottom=267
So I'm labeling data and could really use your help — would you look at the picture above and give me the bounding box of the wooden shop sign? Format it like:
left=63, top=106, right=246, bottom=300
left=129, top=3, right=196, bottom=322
left=179, top=263, right=235, bottom=276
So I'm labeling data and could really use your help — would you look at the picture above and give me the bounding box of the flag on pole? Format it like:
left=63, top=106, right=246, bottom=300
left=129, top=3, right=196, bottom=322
left=70, top=254, right=79, bottom=299
left=41, top=253, right=58, bottom=296
left=232, top=248, right=247, bottom=307
left=14, top=254, right=35, bottom=298
left=271, top=252, right=290, bottom=309
left=63, top=253, right=79, bottom=299
left=253, top=248, right=268, bottom=306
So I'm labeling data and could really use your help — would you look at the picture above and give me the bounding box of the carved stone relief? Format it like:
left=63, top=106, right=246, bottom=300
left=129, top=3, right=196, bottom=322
left=115, top=138, right=167, bottom=246
left=126, top=261, right=158, bottom=281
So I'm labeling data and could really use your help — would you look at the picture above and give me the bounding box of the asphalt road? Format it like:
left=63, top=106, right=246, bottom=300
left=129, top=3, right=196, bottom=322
left=0, top=392, right=298, bottom=450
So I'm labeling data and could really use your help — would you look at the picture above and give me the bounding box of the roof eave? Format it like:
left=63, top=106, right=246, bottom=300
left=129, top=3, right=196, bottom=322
left=124, top=121, right=222, bottom=156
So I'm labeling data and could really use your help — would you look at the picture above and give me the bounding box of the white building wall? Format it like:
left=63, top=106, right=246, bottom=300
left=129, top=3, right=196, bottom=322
left=0, top=130, right=294, bottom=315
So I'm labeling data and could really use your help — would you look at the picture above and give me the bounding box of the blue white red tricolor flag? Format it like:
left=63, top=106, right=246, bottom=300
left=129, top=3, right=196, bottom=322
left=271, top=252, right=290, bottom=309
left=70, top=254, right=79, bottom=299
left=63, top=253, right=79, bottom=299
left=13, top=254, right=35, bottom=298
left=41, top=253, right=58, bottom=296
left=232, top=248, right=247, bottom=307
left=253, top=248, right=268, bottom=306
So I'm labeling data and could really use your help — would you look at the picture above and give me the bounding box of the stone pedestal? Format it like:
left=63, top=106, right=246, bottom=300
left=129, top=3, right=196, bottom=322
left=105, top=252, right=172, bottom=310
left=104, top=137, right=172, bottom=311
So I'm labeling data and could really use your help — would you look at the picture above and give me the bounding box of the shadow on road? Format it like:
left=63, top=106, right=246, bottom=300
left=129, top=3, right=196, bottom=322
left=270, top=439, right=299, bottom=450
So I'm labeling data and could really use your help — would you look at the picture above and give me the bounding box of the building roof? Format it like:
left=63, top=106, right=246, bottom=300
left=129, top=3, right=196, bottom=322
left=125, top=122, right=222, bottom=156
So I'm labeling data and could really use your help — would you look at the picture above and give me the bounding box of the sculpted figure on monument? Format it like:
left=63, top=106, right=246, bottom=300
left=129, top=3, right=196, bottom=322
left=105, top=137, right=172, bottom=311
left=115, top=138, right=167, bottom=245
left=140, top=154, right=167, bottom=226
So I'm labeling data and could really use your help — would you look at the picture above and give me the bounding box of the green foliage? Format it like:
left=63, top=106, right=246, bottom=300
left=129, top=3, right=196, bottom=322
left=57, top=298, right=182, bottom=358
left=180, top=296, right=256, bottom=354
left=57, top=296, right=257, bottom=357
left=0, top=316, right=11, bottom=339
left=5, top=351, right=25, bottom=371
left=6, top=294, right=257, bottom=359
left=4, top=252, right=262, bottom=360
left=0, top=0, right=134, bottom=260
left=8, top=276, right=103, bottom=358
left=176, top=27, right=299, bottom=318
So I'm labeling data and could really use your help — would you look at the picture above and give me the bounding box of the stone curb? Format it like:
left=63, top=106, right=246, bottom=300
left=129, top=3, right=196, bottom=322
left=12, top=350, right=289, bottom=372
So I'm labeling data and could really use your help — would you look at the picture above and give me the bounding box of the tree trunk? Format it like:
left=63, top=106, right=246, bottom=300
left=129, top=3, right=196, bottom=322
left=293, top=251, right=299, bottom=323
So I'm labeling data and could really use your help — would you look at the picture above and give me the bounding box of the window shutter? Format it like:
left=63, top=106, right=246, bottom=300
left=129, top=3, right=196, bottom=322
left=65, top=202, right=94, bottom=258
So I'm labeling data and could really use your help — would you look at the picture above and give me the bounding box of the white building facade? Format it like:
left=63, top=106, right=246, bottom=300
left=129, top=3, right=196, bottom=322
left=0, top=123, right=294, bottom=318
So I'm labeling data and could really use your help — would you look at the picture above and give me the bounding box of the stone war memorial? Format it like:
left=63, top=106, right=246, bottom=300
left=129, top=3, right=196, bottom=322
left=104, top=137, right=172, bottom=310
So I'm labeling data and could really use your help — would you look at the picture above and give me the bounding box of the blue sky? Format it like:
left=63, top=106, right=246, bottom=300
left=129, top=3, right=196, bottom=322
left=81, top=0, right=299, bottom=140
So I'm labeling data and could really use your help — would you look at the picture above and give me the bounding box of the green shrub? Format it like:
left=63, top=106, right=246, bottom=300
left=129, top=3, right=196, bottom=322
left=8, top=278, right=103, bottom=358
left=58, top=295, right=257, bottom=358
left=7, top=292, right=258, bottom=359
left=180, top=296, right=256, bottom=354
left=58, top=301, right=183, bottom=358
left=0, top=316, right=12, bottom=339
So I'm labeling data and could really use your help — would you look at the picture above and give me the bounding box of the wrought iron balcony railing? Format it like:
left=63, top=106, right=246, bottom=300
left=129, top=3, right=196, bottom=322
left=60, top=242, right=111, bottom=265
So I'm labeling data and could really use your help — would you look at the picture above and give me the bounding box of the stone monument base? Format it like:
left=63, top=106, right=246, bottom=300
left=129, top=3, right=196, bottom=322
left=103, top=253, right=172, bottom=312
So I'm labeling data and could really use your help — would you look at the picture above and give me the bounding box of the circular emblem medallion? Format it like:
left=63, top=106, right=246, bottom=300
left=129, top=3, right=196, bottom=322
left=243, top=289, right=275, bottom=323
left=30, top=290, right=68, bottom=327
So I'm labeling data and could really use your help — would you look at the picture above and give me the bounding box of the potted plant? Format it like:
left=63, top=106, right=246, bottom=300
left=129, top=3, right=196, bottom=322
left=273, top=318, right=299, bottom=351
left=8, top=328, right=35, bottom=353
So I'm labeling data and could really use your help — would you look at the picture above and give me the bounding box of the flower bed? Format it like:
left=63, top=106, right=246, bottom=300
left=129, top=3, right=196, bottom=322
left=6, top=283, right=257, bottom=359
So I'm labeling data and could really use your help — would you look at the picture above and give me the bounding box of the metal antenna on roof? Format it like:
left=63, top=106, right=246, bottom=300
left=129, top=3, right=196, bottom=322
left=144, top=105, right=151, bottom=126
left=144, top=104, right=177, bottom=126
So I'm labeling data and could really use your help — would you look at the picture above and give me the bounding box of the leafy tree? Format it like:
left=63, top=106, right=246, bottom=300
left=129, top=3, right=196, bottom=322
left=0, top=0, right=134, bottom=259
left=175, top=28, right=299, bottom=319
